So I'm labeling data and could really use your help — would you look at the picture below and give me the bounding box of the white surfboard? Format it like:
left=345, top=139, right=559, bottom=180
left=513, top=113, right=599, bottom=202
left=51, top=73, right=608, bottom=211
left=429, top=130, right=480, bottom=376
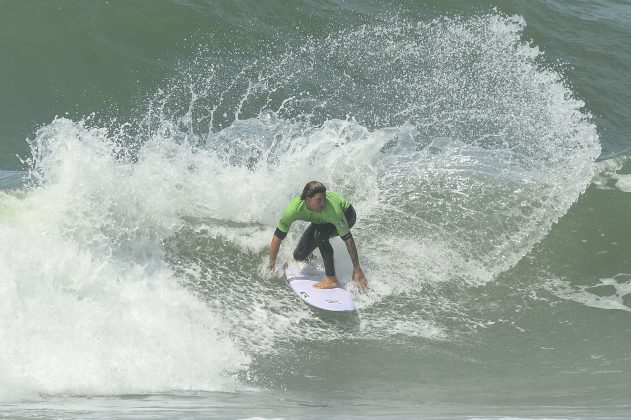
left=284, top=263, right=356, bottom=312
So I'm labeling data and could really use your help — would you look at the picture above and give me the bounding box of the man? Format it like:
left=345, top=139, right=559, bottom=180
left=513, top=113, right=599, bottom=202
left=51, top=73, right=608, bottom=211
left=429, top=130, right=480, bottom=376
left=268, top=181, right=368, bottom=289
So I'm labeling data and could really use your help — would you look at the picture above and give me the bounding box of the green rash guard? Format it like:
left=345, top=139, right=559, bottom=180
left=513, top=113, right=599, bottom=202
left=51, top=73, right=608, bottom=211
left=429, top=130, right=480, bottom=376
left=275, top=191, right=352, bottom=240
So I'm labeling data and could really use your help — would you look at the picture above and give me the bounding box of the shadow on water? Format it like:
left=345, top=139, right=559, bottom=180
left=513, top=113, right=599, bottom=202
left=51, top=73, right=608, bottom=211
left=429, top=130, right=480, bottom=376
left=291, top=297, right=361, bottom=334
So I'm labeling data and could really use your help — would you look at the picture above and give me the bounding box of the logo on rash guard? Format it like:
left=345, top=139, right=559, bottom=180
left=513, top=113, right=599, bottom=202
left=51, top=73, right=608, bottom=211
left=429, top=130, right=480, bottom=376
left=338, top=219, right=346, bottom=227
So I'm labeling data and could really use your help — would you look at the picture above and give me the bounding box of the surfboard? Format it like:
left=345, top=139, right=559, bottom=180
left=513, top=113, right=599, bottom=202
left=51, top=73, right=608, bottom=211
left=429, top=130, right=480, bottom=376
left=284, top=262, right=356, bottom=312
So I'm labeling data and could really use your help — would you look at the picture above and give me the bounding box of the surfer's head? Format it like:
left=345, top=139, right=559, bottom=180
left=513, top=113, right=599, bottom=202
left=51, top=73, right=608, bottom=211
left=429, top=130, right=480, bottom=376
left=301, top=181, right=326, bottom=212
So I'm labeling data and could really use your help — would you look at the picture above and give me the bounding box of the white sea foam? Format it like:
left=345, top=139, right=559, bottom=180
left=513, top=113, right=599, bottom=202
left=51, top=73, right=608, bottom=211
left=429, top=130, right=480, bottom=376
left=0, top=120, right=251, bottom=401
left=0, top=226, right=249, bottom=401
left=549, top=274, right=631, bottom=312
left=614, top=174, right=631, bottom=192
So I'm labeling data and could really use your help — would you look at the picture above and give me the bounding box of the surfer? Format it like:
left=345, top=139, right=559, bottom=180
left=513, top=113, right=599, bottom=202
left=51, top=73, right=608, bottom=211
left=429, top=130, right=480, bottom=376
left=268, top=181, right=368, bottom=289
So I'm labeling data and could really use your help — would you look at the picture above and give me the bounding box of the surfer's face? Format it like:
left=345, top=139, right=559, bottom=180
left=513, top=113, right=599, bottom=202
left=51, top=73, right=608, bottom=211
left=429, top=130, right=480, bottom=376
left=305, top=193, right=325, bottom=212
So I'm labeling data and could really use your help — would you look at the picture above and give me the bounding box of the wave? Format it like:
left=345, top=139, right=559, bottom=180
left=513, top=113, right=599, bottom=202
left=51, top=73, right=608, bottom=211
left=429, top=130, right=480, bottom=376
left=0, top=12, right=599, bottom=400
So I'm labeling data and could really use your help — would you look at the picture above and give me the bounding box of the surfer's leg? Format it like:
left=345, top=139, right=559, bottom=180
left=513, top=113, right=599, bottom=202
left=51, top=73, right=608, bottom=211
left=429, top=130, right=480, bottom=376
left=312, top=224, right=339, bottom=289
left=318, top=237, right=335, bottom=277
left=293, top=223, right=318, bottom=261
left=312, top=206, right=356, bottom=289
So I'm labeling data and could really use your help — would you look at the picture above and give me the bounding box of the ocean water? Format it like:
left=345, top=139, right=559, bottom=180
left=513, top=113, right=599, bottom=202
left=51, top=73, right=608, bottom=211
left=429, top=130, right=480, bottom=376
left=1, top=0, right=631, bottom=418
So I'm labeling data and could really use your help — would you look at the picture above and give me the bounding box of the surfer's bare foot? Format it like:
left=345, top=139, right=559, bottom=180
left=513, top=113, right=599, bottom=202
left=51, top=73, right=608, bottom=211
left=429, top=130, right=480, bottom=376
left=314, top=276, right=338, bottom=289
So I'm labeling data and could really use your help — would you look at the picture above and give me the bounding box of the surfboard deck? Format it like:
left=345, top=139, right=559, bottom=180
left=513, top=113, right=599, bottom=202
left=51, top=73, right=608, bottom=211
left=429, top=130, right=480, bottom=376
left=283, top=263, right=356, bottom=312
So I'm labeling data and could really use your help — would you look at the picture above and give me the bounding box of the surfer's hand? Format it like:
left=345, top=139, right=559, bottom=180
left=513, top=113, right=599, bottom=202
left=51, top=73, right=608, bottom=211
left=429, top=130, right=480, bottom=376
left=353, top=266, right=367, bottom=289
left=260, top=261, right=278, bottom=278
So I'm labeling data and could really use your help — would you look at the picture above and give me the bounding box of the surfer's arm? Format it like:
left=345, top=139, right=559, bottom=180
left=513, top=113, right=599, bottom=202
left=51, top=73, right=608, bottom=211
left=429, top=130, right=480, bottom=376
left=268, top=233, right=284, bottom=270
left=344, top=235, right=367, bottom=288
left=270, top=207, right=292, bottom=270
left=343, top=235, right=360, bottom=268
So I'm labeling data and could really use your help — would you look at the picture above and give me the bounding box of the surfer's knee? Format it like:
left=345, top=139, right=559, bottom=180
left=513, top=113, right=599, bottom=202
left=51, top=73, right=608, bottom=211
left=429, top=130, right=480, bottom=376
left=293, top=248, right=308, bottom=261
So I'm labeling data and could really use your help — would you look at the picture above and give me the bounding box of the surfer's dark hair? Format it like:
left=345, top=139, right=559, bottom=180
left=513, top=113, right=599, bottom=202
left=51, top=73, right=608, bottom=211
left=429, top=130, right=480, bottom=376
left=301, top=181, right=326, bottom=200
